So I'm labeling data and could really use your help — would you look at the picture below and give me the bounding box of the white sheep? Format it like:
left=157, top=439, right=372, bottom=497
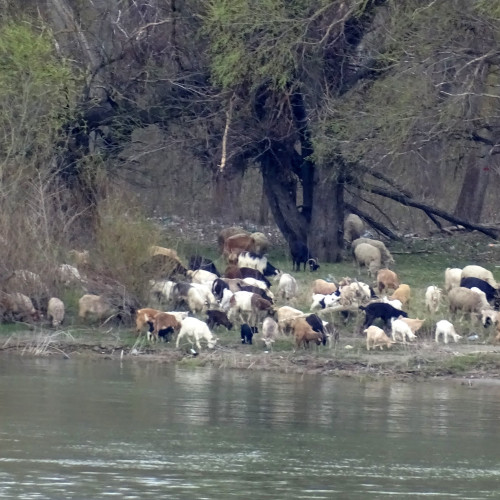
left=354, top=243, right=382, bottom=277
left=57, top=264, right=84, bottom=286
left=262, top=317, right=279, bottom=348
left=47, top=297, right=65, bottom=327
left=278, top=273, right=298, bottom=301
left=448, top=286, right=488, bottom=319
left=390, top=318, right=417, bottom=344
left=78, top=294, right=113, bottom=321
left=175, top=317, right=218, bottom=350
left=352, top=238, right=394, bottom=267
left=344, top=214, right=364, bottom=244
left=435, top=319, right=462, bottom=344
left=444, top=268, right=462, bottom=293
left=425, top=285, right=442, bottom=314
left=241, top=277, right=268, bottom=291
left=461, top=265, right=497, bottom=288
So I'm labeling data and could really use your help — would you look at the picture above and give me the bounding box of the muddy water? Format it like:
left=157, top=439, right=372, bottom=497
left=1, top=356, right=500, bottom=499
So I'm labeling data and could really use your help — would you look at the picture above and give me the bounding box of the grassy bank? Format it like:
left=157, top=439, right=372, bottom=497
left=2, top=230, right=500, bottom=381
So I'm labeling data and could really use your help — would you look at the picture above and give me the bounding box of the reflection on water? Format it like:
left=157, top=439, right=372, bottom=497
left=1, top=356, right=500, bottom=499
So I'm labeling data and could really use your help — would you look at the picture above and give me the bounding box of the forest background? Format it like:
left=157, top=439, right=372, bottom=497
left=2, top=0, right=500, bottom=276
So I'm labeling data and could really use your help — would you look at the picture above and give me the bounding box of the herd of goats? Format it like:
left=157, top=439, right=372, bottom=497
left=2, top=214, right=500, bottom=353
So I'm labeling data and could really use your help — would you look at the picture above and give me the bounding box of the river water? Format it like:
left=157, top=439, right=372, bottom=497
left=0, top=356, right=499, bottom=499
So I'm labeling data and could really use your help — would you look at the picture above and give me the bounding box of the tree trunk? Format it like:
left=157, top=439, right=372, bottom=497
left=454, top=61, right=500, bottom=222
left=257, top=187, right=269, bottom=225
left=454, top=147, right=492, bottom=222
left=307, top=165, right=344, bottom=262
left=261, top=150, right=307, bottom=245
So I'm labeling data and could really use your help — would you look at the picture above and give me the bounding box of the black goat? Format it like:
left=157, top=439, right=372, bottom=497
left=289, top=240, right=320, bottom=272
left=241, top=323, right=258, bottom=344
left=306, top=314, right=327, bottom=346
left=359, top=303, right=408, bottom=330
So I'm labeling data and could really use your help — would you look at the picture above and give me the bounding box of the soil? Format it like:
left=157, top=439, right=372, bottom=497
left=2, top=328, right=500, bottom=383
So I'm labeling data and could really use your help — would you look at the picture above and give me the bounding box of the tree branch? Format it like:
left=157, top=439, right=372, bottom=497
left=356, top=182, right=499, bottom=239
left=344, top=203, right=401, bottom=241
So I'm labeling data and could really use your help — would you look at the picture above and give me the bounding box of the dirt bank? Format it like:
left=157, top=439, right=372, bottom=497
left=2, top=329, right=500, bottom=382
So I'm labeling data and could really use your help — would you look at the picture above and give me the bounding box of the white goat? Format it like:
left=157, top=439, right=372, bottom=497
left=435, top=319, right=462, bottom=344
left=176, top=317, right=218, bottom=350
left=425, top=285, right=442, bottom=314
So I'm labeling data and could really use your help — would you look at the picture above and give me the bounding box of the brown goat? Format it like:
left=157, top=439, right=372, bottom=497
left=292, top=317, right=323, bottom=349
left=377, top=269, right=400, bottom=294
left=135, top=308, right=162, bottom=335
left=152, top=312, right=182, bottom=342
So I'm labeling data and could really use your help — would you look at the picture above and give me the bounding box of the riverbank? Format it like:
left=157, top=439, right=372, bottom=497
left=2, top=328, right=500, bottom=382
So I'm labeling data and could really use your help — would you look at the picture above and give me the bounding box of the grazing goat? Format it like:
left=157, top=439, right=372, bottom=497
left=47, top=297, right=65, bottom=327
left=241, top=323, right=258, bottom=344
left=390, top=284, right=411, bottom=307
left=292, top=317, right=323, bottom=349
left=176, top=317, right=218, bottom=350
left=435, top=319, right=462, bottom=344
left=278, top=273, right=298, bottom=301
left=277, top=306, right=305, bottom=335
left=305, top=314, right=327, bottom=345
left=206, top=309, right=233, bottom=330
left=289, top=240, right=320, bottom=272
left=359, top=302, right=408, bottom=330
left=135, top=308, right=162, bottom=335
left=399, top=317, right=425, bottom=335
left=425, top=286, right=442, bottom=314
left=365, top=325, right=394, bottom=351
left=312, top=279, right=337, bottom=295
left=376, top=269, right=400, bottom=295
left=390, top=318, right=417, bottom=344
left=152, top=312, right=182, bottom=342
left=262, top=317, right=279, bottom=348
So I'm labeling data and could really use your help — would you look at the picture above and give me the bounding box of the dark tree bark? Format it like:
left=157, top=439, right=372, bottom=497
left=307, top=165, right=344, bottom=262
left=261, top=150, right=307, bottom=244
